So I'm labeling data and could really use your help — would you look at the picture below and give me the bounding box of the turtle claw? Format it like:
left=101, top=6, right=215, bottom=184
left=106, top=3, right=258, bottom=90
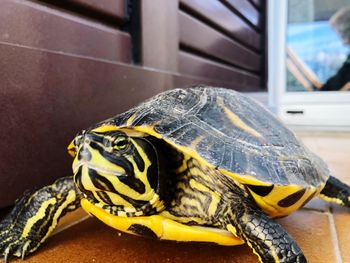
left=3, top=243, right=16, bottom=263
left=0, top=193, right=35, bottom=262
left=0, top=177, right=81, bottom=262
left=4, top=252, right=9, bottom=263
left=0, top=231, right=32, bottom=262
left=21, top=245, right=28, bottom=260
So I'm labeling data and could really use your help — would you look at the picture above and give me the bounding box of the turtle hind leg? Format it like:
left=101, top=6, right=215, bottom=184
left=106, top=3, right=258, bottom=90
left=224, top=200, right=307, bottom=263
left=0, top=176, right=81, bottom=262
left=320, top=176, right=350, bottom=207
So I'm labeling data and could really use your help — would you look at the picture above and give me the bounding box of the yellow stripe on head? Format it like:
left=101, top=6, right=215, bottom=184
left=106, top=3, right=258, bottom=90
left=72, top=127, right=166, bottom=217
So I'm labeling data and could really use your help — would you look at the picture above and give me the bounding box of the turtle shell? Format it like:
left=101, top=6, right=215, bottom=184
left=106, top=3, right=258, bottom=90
left=101, top=87, right=329, bottom=189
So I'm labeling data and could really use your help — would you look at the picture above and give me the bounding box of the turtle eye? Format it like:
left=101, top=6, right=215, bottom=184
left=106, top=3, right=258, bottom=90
left=113, top=136, right=129, bottom=151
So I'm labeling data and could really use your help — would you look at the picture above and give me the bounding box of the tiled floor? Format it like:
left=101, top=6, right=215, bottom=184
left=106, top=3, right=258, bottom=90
left=1, top=132, right=350, bottom=263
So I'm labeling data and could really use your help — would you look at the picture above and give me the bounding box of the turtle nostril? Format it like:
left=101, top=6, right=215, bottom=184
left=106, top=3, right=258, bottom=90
left=78, top=148, right=92, bottom=161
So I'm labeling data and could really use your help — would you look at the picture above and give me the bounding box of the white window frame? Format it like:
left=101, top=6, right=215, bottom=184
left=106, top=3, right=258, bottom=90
left=268, top=0, right=350, bottom=131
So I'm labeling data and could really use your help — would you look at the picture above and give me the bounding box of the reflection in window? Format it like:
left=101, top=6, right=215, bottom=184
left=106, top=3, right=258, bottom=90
left=286, top=0, right=350, bottom=92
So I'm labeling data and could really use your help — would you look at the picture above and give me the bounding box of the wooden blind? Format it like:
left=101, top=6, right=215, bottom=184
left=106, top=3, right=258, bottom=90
left=177, top=0, right=265, bottom=91
left=0, top=0, right=267, bottom=207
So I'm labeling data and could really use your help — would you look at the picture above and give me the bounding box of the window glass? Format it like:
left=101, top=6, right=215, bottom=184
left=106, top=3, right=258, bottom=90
left=286, top=0, right=350, bottom=92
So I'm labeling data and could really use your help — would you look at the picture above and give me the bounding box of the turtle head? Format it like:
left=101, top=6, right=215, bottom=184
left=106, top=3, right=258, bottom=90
left=68, top=125, right=169, bottom=217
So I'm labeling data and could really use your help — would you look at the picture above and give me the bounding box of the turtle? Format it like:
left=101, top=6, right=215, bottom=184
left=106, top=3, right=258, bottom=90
left=0, top=87, right=349, bottom=263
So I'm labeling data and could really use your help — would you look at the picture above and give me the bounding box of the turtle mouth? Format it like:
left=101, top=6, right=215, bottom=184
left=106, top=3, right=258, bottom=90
left=72, top=161, right=126, bottom=177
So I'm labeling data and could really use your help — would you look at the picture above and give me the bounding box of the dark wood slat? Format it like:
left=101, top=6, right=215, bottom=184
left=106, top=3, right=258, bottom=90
left=179, top=11, right=261, bottom=72
left=249, top=0, right=261, bottom=9
left=222, top=0, right=260, bottom=28
left=178, top=51, right=260, bottom=91
left=67, top=0, right=127, bottom=21
left=0, top=0, right=131, bottom=63
left=0, top=44, right=168, bottom=207
left=174, top=74, right=256, bottom=92
left=180, top=0, right=261, bottom=50
left=140, top=0, right=179, bottom=71
left=0, top=42, right=261, bottom=207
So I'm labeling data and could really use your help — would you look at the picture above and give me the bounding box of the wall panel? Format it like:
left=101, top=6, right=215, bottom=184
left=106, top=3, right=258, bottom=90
left=0, top=0, right=267, bottom=207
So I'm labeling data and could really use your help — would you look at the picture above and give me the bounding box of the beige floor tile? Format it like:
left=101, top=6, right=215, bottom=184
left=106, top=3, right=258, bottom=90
left=302, top=198, right=330, bottom=212
left=1, top=210, right=339, bottom=263
left=5, top=218, right=259, bottom=263
left=1, top=131, right=349, bottom=263
left=278, top=210, right=336, bottom=263
left=299, top=133, right=350, bottom=184
left=333, top=205, right=350, bottom=263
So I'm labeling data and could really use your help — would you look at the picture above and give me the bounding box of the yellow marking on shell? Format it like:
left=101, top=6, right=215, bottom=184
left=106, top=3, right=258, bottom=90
left=319, top=194, right=345, bottom=206
left=223, top=172, right=272, bottom=187
left=107, top=127, right=209, bottom=173
left=81, top=198, right=244, bottom=245
left=126, top=113, right=137, bottom=126
left=100, top=127, right=325, bottom=218
left=218, top=167, right=324, bottom=217
left=247, top=185, right=321, bottom=218
left=190, top=135, right=204, bottom=148
left=91, top=124, right=119, bottom=133
left=127, top=126, right=162, bottom=139
left=22, top=198, right=57, bottom=237
left=216, top=97, right=262, bottom=138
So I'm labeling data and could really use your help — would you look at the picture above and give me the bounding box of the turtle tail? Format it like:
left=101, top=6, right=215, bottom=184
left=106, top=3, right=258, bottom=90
left=319, top=176, right=350, bottom=207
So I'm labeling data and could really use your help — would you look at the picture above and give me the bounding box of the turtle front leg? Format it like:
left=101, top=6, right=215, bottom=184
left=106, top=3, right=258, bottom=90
left=0, top=176, right=81, bottom=262
left=224, top=201, right=307, bottom=263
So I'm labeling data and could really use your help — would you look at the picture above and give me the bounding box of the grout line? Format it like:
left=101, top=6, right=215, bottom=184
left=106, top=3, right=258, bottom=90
left=0, top=41, right=124, bottom=65
left=327, top=207, right=343, bottom=263
left=300, top=207, right=327, bottom=213
left=52, top=215, right=91, bottom=236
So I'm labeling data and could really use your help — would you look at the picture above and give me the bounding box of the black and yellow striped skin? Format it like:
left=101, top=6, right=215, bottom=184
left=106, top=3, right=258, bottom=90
left=72, top=129, right=166, bottom=217
left=2, top=87, right=350, bottom=263
left=73, top=127, right=307, bottom=262
left=67, top=87, right=331, bottom=263
left=0, top=177, right=80, bottom=262
left=85, top=87, right=329, bottom=219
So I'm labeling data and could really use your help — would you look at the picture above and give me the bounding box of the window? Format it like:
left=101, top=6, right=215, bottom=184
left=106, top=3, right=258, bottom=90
left=268, top=0, right=350, bottom=129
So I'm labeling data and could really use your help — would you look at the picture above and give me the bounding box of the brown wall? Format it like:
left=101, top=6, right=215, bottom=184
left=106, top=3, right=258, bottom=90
left=0, top=0, right=266, bottom=207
